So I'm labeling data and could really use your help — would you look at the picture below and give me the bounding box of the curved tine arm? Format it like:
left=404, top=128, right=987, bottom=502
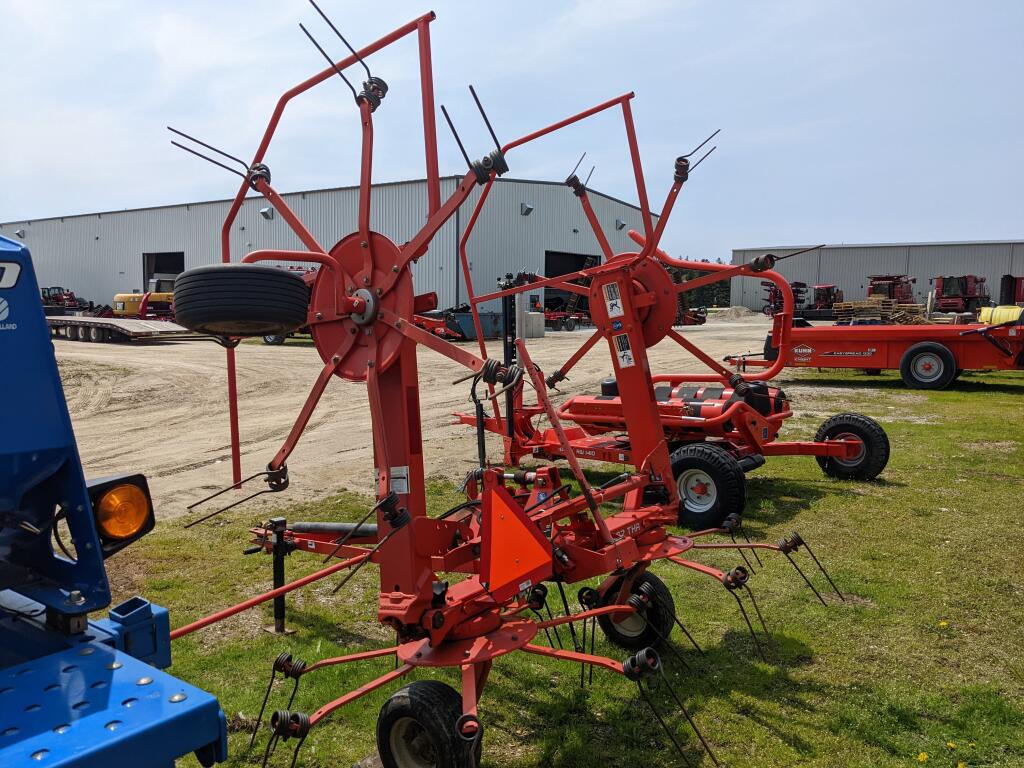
left=378, top=307, right=485, bottom=375
left=459, top=175, right=497, bottom=360
left=308, top=663, right=414, bottom=727
left=521, top=643, right=627, bottom=676
left=665, top=328, right=735, bottom=379
left=357, top=99, right=375, bottom=283
left=302, top=646, right=399, bottom=675
left=268, top=337, right=354, bottom=471
left=667, top=555, right=728, bottom=582
left=639, top=178, right=682, bottom=259
left=501, top=93, right=634, bottom=154
left=364, top=338, right=392, bottom=497
left=535, top=604, right=636, bottom=629
left=691, top=542, right=782, bottom=552
left=549, top=328, right=605, bottom=385
left=577, top=193, right=615, bottom=260
left=619, top=99, right=653, bottom=239
left=243, top=249, right=342, bottom=273
left=170, top=551, right=369, bottom=640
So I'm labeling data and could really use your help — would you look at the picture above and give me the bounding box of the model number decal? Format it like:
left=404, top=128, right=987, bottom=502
left=821, top=348, right=878, bottom=357
left=0, top=262, right=22, bottom=289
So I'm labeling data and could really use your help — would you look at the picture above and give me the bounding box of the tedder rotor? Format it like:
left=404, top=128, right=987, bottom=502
left=168, top=5, right=851, bottom=766
left=457, top=234, right=890, bottom=528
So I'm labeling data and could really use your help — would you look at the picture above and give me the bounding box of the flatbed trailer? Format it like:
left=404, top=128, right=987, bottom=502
left=729, top=320, right=1024, bottom=389
left=47, top=316, right=200, bottom=343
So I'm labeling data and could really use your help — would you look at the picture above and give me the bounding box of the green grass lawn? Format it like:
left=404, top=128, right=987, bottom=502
left=111, top=369, right=1024, bottom=767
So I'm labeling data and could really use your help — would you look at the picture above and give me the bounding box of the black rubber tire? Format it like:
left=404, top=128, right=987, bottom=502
left=88, top=326, right=106, bottom=343
left=262, top=334, right=288, bottom=345
left=670, top=443, right=746, bottom=528
left=899, top=341, right=957, bottom=389
left=597, top=572, right=675, bottom=651
left=864, top=368, right=882, bottom=376
left=377, top=680, right=479, bottom=768
left=952, top=368, right=964, bottom=382
left=68, top=325, right=82, bottom=341
left=173, top=264, right=308, bottom=337
left=564, top=317, right=576, bottom=332
left=814, top=413, right=890, bottom=480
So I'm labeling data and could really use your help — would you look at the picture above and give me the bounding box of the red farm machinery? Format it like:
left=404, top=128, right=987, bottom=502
left=867, top=274, right=916, bottom=303
left=934, top=275, right=989, bottom=314
left=163, top=6, right=857, bottom=767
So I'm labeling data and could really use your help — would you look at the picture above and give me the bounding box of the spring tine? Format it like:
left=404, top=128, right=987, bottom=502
left=742, top=583, right=769, bottom=635
left=307, top=0, right=372, bottom=79
left=260, top=732, right=278, bottom=768
left=330, top=530, right=393, bottom=595
left=321, top=497, right=387, bottom=562
left=167, top=126, right=249, bottom=170
left=801, top=538, right=845, bottom=601
left=730, top=532, right=755, bottom=573
left=249, top=667, right=278, bottom=749
left=299, top=22, right=358, bottom=100
left=184, top=489, right=269, bottom=529
left=556, top=583, right=583, bottom=652
left=584, top=166, right=596, bottom=186
left=543, top=601, right=564, bottom=649
left=636, top=681, right=695, bottom=768
left=681, top=128, right=721, bottom=158
left=440, top=105, right=474, bottom=170
left=468, top=85, right=502, bottom=151
left=289, top=735, right=308, bottom=768
left=650, top=624, right=691, bottom=671
left=187, top=470, right=270, bottom=510
left=739, top=525, right=763, bottom=567
left=668, top=611, right=704, bottom=657
left=567, top=151, right=586, bottom=179
left=285, top=678, right=301, bottom=711
left=728, top=588, right=767, bottom=662
left=579, top=617, right=587, bottom=687
left=687, top=145, right=716, bottom=172
left=588, top=615, right=596, bottom=684
left=656, top=667, right=721, bottom=767
left=783, top=552, right=827, bottom=606
left=169, top=141, right=248, bottom=179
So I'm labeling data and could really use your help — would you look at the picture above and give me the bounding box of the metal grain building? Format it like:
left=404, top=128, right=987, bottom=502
left=0, top=177, right=652, bottom=311
left=729, top=240, right=1024, bottom=310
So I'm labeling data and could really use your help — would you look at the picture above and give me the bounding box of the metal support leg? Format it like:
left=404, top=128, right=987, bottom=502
left=270, top=517, right=289, bottom=634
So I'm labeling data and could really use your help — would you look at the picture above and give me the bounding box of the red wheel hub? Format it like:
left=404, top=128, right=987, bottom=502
left=309, top=231, right=414, bottom=380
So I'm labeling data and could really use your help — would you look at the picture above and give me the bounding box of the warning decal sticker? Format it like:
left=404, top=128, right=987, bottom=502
left=602, top=282, right=624, bottom=318
left=613, top=333, right=635, bottom=368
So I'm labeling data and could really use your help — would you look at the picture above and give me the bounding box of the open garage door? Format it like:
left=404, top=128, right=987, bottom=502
left=143, top=252, right=184, bottom=293
left=543, top=251, right=599, bottom=313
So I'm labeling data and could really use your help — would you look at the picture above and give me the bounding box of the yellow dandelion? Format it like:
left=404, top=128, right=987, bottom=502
left=918, top=753, right=929, bottom=763
left=947, top=741, right=957, bottom=749
left=938, top=620, right=949, bottom=628
left=957, top=762, right=966, bottom=768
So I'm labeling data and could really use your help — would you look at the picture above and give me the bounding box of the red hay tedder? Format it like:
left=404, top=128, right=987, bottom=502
left=165, top=6, right=858, bottom=766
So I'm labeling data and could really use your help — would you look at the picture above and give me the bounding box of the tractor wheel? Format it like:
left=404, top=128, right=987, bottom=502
left=814, top=413, right=889, bottom=480
left=762, top=305, right=774, bottom=316
left=899, top=342, right=957, bottom=389
left=262, top=334, right=288, bottom=345
left=597, top=572, right=675, bottom=651
left=173, top=264, right=308, bottom=337
left=670, top=443, right=746, bottom=528
left=88, top=326, right=106, bottom=343
left=564, top=317, right=576, bottom=332
left=377, top=680, right=480, bottom=768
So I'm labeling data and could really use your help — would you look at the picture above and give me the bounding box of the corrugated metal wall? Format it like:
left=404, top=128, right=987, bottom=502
left=730, top=241, right=1024, bottom=309
left=0, top=177, right=649, bottom=310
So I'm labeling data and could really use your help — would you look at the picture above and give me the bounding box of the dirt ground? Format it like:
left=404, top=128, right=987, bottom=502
left=55, top=315, right=781, bottom=521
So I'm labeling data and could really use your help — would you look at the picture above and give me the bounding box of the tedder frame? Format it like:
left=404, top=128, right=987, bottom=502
left=165, top=5, right=852, bottom=767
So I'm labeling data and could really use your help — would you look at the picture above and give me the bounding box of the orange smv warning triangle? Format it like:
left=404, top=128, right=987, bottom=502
left=480, top=484, right=553, bottom=604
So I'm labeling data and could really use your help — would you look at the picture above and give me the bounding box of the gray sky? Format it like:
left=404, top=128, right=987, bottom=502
left=2, top=0, right=1021, bottom=261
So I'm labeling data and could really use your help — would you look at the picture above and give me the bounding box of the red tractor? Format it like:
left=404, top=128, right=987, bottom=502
left=934, top=275, right=989, bottom=313
left=1000, top=274, right=1024, bottom=305
left=868, top=274, right=916, bottom=303
left=40, top=286, right=89, bottom=314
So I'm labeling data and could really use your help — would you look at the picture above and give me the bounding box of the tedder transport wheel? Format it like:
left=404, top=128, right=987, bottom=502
left=814, top=413, right=890, bottom=480
left=899, top=341, right=957, bottom=389
left=597, top=572, right=675, bottom=651
left=262, top=334, right=288, bottom=345
left=173, top=264, right=308, bottom=337
left=670, top=443, right=746, bottom=528
left=377, top=680, right=480, bottom=768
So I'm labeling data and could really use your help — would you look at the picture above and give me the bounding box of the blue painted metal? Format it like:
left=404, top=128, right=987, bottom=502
left=0, top=237, right=227, bottom=766
left=0, top=235, right=110, bottom=616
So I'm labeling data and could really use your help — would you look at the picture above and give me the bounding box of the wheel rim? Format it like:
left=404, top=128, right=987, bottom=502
left=389, top=717, right=438, bottom=768
left=678, top=469, right=717, bottom=513
left=911, top=352, right=944, bottom=383
left=612, top=608, right=648, bottom=638
left=830, top=431, right=865, bottom=467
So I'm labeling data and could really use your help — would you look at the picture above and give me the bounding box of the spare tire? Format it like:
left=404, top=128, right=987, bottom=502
left=174, top=264, right=309, bottom=337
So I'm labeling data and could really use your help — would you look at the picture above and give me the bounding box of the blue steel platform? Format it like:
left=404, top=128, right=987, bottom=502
left=0, top=637, right=226, bottom=767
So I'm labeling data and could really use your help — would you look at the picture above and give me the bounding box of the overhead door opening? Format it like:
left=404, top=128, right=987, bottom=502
left=541, top=250, right=600, bottom=314
left=143, top=252, right=185, bottom=293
